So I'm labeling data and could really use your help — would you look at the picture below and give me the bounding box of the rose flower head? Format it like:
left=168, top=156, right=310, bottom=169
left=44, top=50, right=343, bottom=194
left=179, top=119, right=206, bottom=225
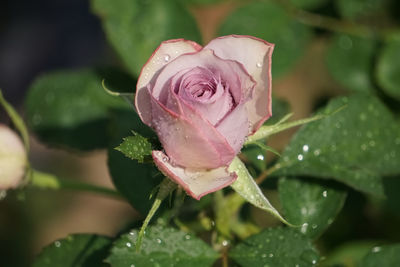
left=135, top=35, right=274, bottom=200
left=0, top=124, right=27, bottom=190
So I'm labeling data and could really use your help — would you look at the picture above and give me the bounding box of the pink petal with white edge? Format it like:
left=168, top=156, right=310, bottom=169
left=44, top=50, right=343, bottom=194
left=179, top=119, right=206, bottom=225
left=205, top=35, right=274, bottom=134
left=152, top=150, right=237, bottom=200
left=135, top=39, right=202, bottom=126
left=215, top=103, right=249, bottom=154
left=177, top=98, right=236, bottom=165
left=150, top=92, right=224, bottom=169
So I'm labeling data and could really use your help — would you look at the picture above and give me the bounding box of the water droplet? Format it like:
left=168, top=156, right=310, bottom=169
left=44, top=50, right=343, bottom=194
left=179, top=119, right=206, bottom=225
left=257, top=154, right=264, bottom=160
left=129, top=231, right=135, bottom=236
left=301, top=207, right=307, bottom=215
left=184, top=234, right=191, bottom=240
left=131, top=264, right=135, bottom=267
left=301, top=223, right=309, bottom=234
left=222, top=240, right=229, bottom=247
left=256, top=62, right=262, bottom=68
left=297, top=154, right=304, bottom=161
left=268, top=253, right=274, bottom=258
left=164, top=54, right=170, bottom=62
left=54, top=241, right=61, bottom=248
left=126, top=242, right=132, bottom=247
left=372, top=246, right=381, bottom=253
left=369, top=140, right=376, bottom=147
left=312, top=260, right=317, bottom=265
left=302, top=145, right=309, bottom=152
left=156, top=238, right=162, bottom=244
left=162, top=156, right=168, bottom=162
left=261, top=253, right=267, bottom=258
left=322, top=191, right=328, bottom=198
left=0, top=190, right=7, bottom=200
left=295, top=265, right=300, bottom=267
left=361, top=144, right=367, bottom=151
left=313, top=149, right=321, bottom=156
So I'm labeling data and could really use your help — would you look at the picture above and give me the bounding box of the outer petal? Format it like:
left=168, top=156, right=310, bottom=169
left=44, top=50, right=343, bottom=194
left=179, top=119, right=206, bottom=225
left=0, top=125, right=26, bottom=190
left=152, top=150, right=237, bottom=200
left=135, top=39, right=202, bottom=126
left=150, top=91, right=224, bottom=169
left=215, top=103, right=249, bottom=154
left=177, top=97, right=236, bottom=165
left=205, top=35, right=274, bottom=134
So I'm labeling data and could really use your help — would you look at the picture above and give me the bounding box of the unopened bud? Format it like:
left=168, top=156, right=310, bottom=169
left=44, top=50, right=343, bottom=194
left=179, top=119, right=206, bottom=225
left=0, top=124, right=27, bottom=190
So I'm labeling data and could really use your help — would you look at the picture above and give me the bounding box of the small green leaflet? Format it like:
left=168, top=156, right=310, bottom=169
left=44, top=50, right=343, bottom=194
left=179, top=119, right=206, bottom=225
left=229, top=157, right=292, bottom=226
left=115, top=132, right=152, bottom=163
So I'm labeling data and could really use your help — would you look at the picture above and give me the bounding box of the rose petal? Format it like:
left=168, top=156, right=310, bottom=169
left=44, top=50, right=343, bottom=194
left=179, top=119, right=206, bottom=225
left=205, top=35, right=274, bottom=133
left=151, top=49, right=255, bottom=106
left=176, top=97, right=236, bottom=165
left=215, top=103, right=249, bottom=154
left=136, top=39, right=202, bottom=126
left=152, top=150, right=237, bottom=200
left=0, top=125, right=26, bottom=190
left=150, top=91, right=225, bottom=169
left=167, top=67, right=235, bottom=125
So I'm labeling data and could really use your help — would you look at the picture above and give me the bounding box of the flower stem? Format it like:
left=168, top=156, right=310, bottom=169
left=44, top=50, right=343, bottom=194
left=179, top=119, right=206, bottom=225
left=136, top=178, right=176, bottom=251
left=29, top=169, right=123, bottom=200
left=275, top=0, right=396, bottom=40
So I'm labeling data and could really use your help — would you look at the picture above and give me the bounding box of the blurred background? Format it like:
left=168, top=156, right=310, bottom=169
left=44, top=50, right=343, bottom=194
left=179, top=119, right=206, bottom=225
left=1, top=0, right=399, bottom=266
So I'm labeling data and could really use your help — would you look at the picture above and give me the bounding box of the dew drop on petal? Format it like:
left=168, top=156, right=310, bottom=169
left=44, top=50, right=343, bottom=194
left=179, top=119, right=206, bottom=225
left=163, top=54, right=170, bottom=62
left=297, top=154, right=304, bottom=161
left=302, top=145, right=309, bottom=152
left=256, top=62, right=262, bottom=68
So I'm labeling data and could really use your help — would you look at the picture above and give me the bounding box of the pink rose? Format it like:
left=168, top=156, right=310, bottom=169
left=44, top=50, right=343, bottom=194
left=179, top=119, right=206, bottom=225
left=0, top=124, right=27, bottom=190
left=135, top=35, right=274, bottom=200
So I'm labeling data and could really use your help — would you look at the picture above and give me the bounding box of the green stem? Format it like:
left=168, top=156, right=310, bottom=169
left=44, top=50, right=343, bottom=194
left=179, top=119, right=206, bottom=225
left=30, top=169, right=123, bottom=200
left=136, top=178, right=177, bottom=251
left=276, top=0, right=396, bottom=40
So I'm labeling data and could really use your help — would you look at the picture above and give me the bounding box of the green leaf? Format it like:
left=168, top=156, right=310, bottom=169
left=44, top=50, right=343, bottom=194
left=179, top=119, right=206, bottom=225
left=376, top=37, right=400, bottom=101
left=178, top=0, right=225, bottom=5
left=273, top=94, right=400, bottom=197
left=335, top=0, right=388, bottom=19
left=33, top=234, right=112, bottom=267
left=230, top=227, right=320, bottom=267
left=229, top=157, right=290, bottom=225
left=326, top=34, right=376, bottom=93
left=25, top=68, right=134, bottom=150
left=0, top=90, right=30, bottom=151
left=218, top=1, right=312, bottom=78
left=246, top=105, right=344, bottom=145
left=91, top=0, right=201, bottom=76
left=108, top=109, right=162, bottom=214
left=115, top=133, right=152, bottom=163
left=107, top=225, right=219, bottom=267
left=323, top=241, right=376, bottom=267
left=359, top=244, right=400, bottom=267
left=278, top=177, right=347, bottom=239
left=289, top=0, right=329, bottom=9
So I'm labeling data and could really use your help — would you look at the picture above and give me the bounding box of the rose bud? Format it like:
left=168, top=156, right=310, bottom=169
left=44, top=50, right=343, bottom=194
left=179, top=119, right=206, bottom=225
left=0, top=124, right=27, bottom=190
left=135, top=35, right=274, bottom=200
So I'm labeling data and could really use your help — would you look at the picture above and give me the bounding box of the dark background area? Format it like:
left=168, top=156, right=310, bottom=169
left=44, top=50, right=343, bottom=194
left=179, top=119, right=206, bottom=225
left=0, top=0, right=107, bottom=107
